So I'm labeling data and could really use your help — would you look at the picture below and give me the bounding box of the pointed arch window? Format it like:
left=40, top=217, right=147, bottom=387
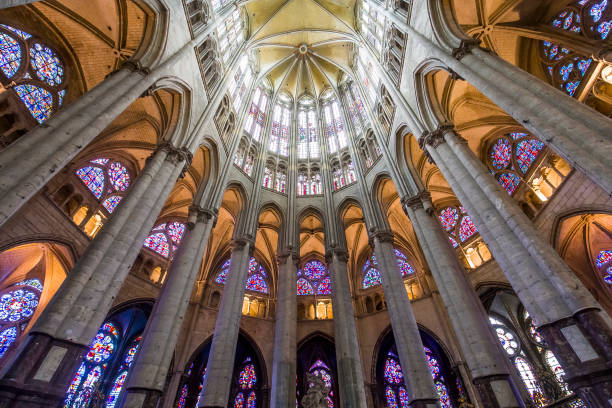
left=75, top=158, right=131, bottom=214
left=105, top=336, right=142, bottom=408
left=297, top=166, right=322, bottom=196
left=268, top=103, right=290, bottom=157
left=0, top=279, right=43, bottom=359
left=215, top=257, right=269, bottom=294
left=346, top=82, right=369, bottom=135
left=306, top=359, right=335, bottom=407
left=0, top=24, right=67, bottom=124
left=486, top=132, right=546, bottom=196
left=297, top=260, right=331, bottom=296
left=356, top=47, right=380, bottom=104
left=539, top=1, right=610, bottom=96
left=229, top=56, right=253, bottom=111
left=143, top=222, right=186, bottom=259
left=217, top=9, right=244, bottom=63
left=362, top=249, right=415, bottom=289
left=323, top=100, right=347, bottom=154
left=243, top=87, right=268, bottom=142
left=298, top=108, right=320, bottom=160
left=360, top=0, right=385, bottom=55
left=261, top=160, right=287, bottom=194
left=437, top=205, right=478, bottom=248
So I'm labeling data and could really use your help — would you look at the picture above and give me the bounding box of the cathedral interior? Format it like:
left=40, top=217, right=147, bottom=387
left=0, top=0, right=611, bottom=407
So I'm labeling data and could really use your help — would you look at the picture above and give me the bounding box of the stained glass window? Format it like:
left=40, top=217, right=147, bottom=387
left=0, top=278, right=43, bottom=360
left=361, top=0, right=384, bottom=54
left=0, top=25, right=67, bottom=124
left=105, top=336, right=141, bottom=408
left=297, top=260, right=331, bottom=296
left=324, top=101, right=348, bottom=154
left=269, top=103, right=291, bottom=156
left=243, top=87, right=268, bottom=142
left=234, top=357, right=257, bottom=407
left=306, top=359, right=335, bottom=407
left=143, top=221, right=186, bottom=259
left=486, top=132, right=546, bottom=196
left=229, top=56, right=253, bottom=111
left=438, top=205, right=480, bottom=250
left=595, top=249, right=612, bottom=285
left=438, top=207, right=458, bottom=231
left=75, top=158, right=131, bottom=215
left=362, top=250, right=415, bottom=289
left=215, top=257, right=269, bottom=294
left=217, top=9, right=244, bottom=63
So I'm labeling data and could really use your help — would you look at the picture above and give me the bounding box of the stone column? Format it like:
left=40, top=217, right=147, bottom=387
left=0, top=0, right=36, bottom=8
left=325, top=248, right=368, bottom=408
left=198, top=238, right=253, bottom=407
left=269, top=250, right=298, bottom=408
left=0, top=144, right=190, bottom=407
left=122, top=207, right=216, bottom=408
left=402, top=193, right=521, bottom=408
left=0, top=64, right=158, bottom=226
left=421, top=125, right=612, bottom=406
left=369, top=231, right=438, bottom=407
left=447, top=44, right=612, bottom=195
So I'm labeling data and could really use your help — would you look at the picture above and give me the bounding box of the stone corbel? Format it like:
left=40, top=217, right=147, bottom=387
left=452, top=38, right=481, bottom=61
left=120, top=60, right=151, bottom=76
left=187, top=205, right=217, bottom=229
left=368, top=229, right=395, bottom=249
left=325, top=247, right=349, bottom=264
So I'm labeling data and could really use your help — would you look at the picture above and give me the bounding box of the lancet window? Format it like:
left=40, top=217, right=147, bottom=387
left=297, top=106, right=320, bottom=160
left=214, top=95, right=236, bottom=143
left=297, top=260, right=332, bottom=296
left=64, top=305, right=149, bottom=408
left=143, top=221, right=186, bottom=259
left=262, top=160, right=287, bottom=194
left=540, top=1, right=610, bottom=96
left=356, top=47, right=381, bottom=104
left=361, top=249, right=414, bottom=289
left=75, top=158, right=131, bottom=214
left=306, top=360, right=335, bottom=407
left=268, top=102, right=291, bottom=157
left=215, top=257, right=270, bottom=294
left=383, top=25, right=406, bottom=84
left=297, top=165, right=322, bottom=196
left=0, top=279, right=43, bottom=359
left=360, top=0, right=385, bottom=55
left=234, top=139, right=257, bottom=176
left=184, top=0, right=209, bottom=32
left=243, top=87, right=269, bottom=142
left=210, top=0, right=232, bottom=13
left=0, top=24, right=67, bottom=125
left=217, top=8, right=244, bottom=64
left=197, top=36, right=220, bottom=93
left=229, top=56, right=253, bottom=112
left=330, top=157, right=357, bottom=191
left=323, top=99, right=347, bottom=154
left=345, top=82, right=370, bottom=135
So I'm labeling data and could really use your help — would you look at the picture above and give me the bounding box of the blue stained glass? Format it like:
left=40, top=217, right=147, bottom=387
left=216, top=260, right=231, bottom=284
left=58, top=89, right=66, bottom=106
left=578, top=58, right=592, bottom=75
left=490, top=139, right=512, bottom=170
left=497, top=173, right=521, bottom=195
left=0, top=289, right=39, bottom=322
left=566, top=81, right=580, bottom=96
left=362, top=268, right=381, bottom=289
left=449, top=236, right=459, bottom=248
left=0, top=33, right=21, bottom=78
left=247, top=391, right=256, bottom=408
left=596, top=250, right=612, bottom=268
left=0, top=25, right=31, bottom=40
left=76, top=166, right=105, bottom=199
left=0, top=326, right=17, bottom=358
left=29, top=43, right=64, bottom=86
left=143, top=232, right=170, bottom=258
left=590, top=0, right=607, bottom=22
left=396, top=259, right=415, bottom=277
left=459, top=216, right=478, bottom=242
left=384, top=357, right=403, bottom=384
left=398, top=387, right=409, bottom=408
left=91, top=158, right=109, bottom=165
left=167, top=222, right=186, bottom=245
left=516, top=139, right=545, bottom=173
left=311, top=359, right=329, bottom=370
left=246, top=274, right=268, bottom=293
left=297, top=277, right=314, bottom=295
left=386, top=387, right=398, bottom=408
left=177, top=384, right=188, bottom=408
left=64, top=363, right=86, bottom=407
left=316, top=276, right=332, bottom=295
left=14, top=84, right=53, bottom=123
left=598, top=20, right=612, bottom=38
left=105, top=371, right=127, bottom=408
left=14, top=278, right=43, bottom=291
left=234, top=392, right=245, bottom=408
left=435, top=382, right=453, bottom=408
left=108, top=162, right=130, bottom=191
left=86, top=332, right=115, bottom=363
left=102, top=196, right=122, bottom=213
left=509, top=132, right=529, bottom=140
left=560, top=62, right=574, bottom=81
left=311, top=369, right=332, bottom=388
left=302, top=260, right=327, bottom=280
left=394, top=249, right=407, bottom=259
left=439, top=207, right=458, bottom=231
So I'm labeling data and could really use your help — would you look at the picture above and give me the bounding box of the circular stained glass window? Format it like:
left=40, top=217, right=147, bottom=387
left=0, top=289, right=39, bottom=322
left=86, top=332, right=115, bottom=363
left=29, top=43, right=64, bottom=86
left=302, top=260, right=327, bottom=280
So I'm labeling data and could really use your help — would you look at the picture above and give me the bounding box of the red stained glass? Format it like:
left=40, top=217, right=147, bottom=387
left=108, top=162, right=130, bottom=191
left=458, top=216, right=477, bottom=242
left=490, top=139, right=512, bottom=170
left=239, top=364, right=257, bottom=389
left=515, top=139, right=544, bottom=174
left=497, top=173, right=521, bottom=195
left=246, top=274, right=268, bottom=294
left=143, top=232, right=169, bottom=258
left=76, top=166, right=104, bottom=199
left=438, top=207, right=458, bottom=231
left=297, top=277, right=314, bottom=295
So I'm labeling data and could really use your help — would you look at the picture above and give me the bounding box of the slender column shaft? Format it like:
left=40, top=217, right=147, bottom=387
left=370, top=233, right=438, bottom=407
left=0, top=68, right=156, bottom=226
left=403, top=195, right=521, bottom=407
left=122, top=208, right=216, bottom=408
left=423, top=127, right=612, bottom=406
left=270, top=252, right=298, bottom=408
left=326, top=249, right=368, bottom=408
left=199, top=239, right=253, bottom=407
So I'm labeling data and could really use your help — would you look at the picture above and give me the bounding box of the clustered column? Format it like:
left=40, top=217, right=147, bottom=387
left=402, top=192, right=521, bottom=407
left=199, top=238, right=253, bottom=407
left=0, top=143, right=191, bottom=405
left=420, top=124, right=612, bottom=406
left=326, top=248, right=368, bottom=408
left=122, top=206, right=217, bottom=408
left=270, top=250, right=298, bottom=408
left=369, top=231, right=438, bottom=408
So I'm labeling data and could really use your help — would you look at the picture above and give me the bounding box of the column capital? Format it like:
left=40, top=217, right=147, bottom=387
left=418, top=123, right=454, bottom=163
left=452, top=38, right=482, bottom=60
left=325, top=247, right=349, bottom=264
left=401, top=191, right=434, bottom=215
left=231, top=236, right=255, bottom=251
left=188, top=205, right=217, bottom=229
left=120, top=59, right=151, bottom=76
left=368, top=229, right=395, bottom=248
left=277, top=248, right=299, bottom=265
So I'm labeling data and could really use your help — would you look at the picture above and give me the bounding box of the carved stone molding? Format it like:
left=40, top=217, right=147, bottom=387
left=452, top=38, right=482, bottom=60
left=368, top=229, right=395, bottom=249
left=188, top=205, right=217, bottom=229
left=120, top=59, right=151, bottom=76
left=325, top=247, right=349, bottom=264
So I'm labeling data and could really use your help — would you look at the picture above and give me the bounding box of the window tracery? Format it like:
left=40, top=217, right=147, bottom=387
left=268, top=102, right=290, bottom=157
left=0, top=24, right=66, bottom=125
left=262, top=160, right=287, bottom=194
left=306, top=359, right=335, bottom=407
left=297, top=107, right=319, bottom=160
left=595, top=249, right=612, bottom=285
left=297, top=165, right=322, bottom=196
left=243, top=87, right=268, bottom=142
left=143, top=222, right=186, bottom=259
left=229, top=56, right=253, bottom=112
left=297, top=260, right=331, bottom=296
left=215, top=257, right=269, bottom=294
left=197, top=36, right=221, bottom=93
left=184, top=0, right=209, bottom=32
left=361, top=249, right=415, bottom=289
left=0, top=278, right=43, bottom=359
left=323, top=100, right=347, bottom=154
left=217, top=8, right=245, bottom=64
left=360, top=0, right=385, bottom=55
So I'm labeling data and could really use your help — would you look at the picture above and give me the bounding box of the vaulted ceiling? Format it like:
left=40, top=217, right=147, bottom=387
left=245, top=0, right=357, bottom=99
